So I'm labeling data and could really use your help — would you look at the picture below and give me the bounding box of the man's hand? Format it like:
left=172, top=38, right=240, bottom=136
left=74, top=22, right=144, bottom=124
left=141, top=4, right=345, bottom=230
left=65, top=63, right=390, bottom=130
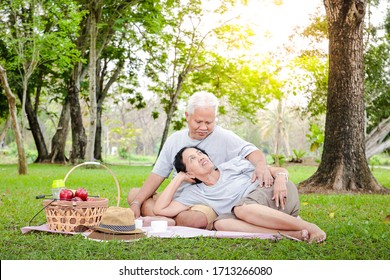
left=130, top=201, right=141, bottom=218
left=251, top=164, right=274, bottom=187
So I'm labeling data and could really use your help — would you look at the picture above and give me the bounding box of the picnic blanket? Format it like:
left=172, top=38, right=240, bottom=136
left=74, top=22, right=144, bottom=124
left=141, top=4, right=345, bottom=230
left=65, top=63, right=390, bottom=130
left=21, top=224, right=279, bottom=240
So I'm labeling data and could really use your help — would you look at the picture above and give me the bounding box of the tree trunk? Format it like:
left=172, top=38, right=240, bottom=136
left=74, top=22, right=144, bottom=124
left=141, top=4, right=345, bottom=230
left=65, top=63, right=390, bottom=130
left=158, top=103, right=175, bottom=158
left=273, top=99, right=283, bottom=166
left=94, top=57, right=124, bottom=160
left=46, top=97, right=71, bottom=164
left=85, top=1, right=98, bottom=162
left=94, top=58, right=104, bottom=161
left=157, top=73, right=186, bottom=158
left=299, top=0, right=385, bottom=193
left=16, top=90, right=49, bottom=162
left=68, top=66, right=87, bottom=164
left=365, top=117, right=390, bottom=158
left=0, top=64, right=28, bottom=174
left=94, top=104, right=103, bottom=161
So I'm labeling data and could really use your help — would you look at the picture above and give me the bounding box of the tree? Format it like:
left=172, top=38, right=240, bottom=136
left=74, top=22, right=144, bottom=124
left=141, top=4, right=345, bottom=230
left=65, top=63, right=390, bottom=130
left=294, top=1, right=390, bottom=159
left=6, top=0, right=40, bottom=134
left=0, top=0, right=84, bottom=163
left=143, top=0, right=219, bottom=156
left=260, top=99, right=294, bottom=163
left=46, top=97, right=71, bottom=163
left=142, top=0, right=269, bottom=156
left=299, top=0, right=385, bottom=193
left=92, top=0, right=159, bottom=161
left=85, top=0, right=101, bottom=162
left=364, top=5, right=390, bottom=158
left=68, top=0, right=163, bottom=163
left=94, top=47, right=126, bottom=161
left=0, top=64, right=27, bottom=174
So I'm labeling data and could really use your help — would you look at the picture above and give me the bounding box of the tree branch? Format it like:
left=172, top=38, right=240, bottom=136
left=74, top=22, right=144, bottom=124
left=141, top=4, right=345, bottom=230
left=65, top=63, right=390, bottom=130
left=353, top=0, right=366, bottom=21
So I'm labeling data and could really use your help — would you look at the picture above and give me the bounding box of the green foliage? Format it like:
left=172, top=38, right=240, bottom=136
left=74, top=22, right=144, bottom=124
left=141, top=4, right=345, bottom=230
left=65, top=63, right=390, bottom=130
left=140, top=0, right=274, bottom=129
left=0, top=0, right=84, bottom=71
left=292, top=54, right=328, bottom=117
left=6, top=142, right=37, bottom=163
left=301, top=13, right=328, bottom=41
left=271, top=153, right=286, bottom=166
left=0, top=92, right=8, bottom=118
left=172, top=117, right=186, bottom=131
left=190, top=55, right=275, bottom=123
left=0, top=164, right=389, bottom=260
left=110, top=123, right=140, bottom=156
left=295, top=2, right=389, bottom=145
left=369, top=154, right=390, bottom=170
left=364, top=9, right=390, bottom=134
left=290, top=149, right=306, bottom=163
left=306, top=123, right=324, bottom=153
left=293, top=149, right=306, bottom=159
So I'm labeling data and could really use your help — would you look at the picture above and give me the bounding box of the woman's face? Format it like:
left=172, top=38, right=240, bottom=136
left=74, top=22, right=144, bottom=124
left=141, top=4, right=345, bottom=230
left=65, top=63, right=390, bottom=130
left=182, top=148, right=214, bottom=177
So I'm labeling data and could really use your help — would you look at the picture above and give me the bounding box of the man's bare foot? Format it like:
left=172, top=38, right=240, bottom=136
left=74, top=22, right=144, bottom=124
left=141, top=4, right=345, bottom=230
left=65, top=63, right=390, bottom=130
left=279, top=230, right=309, bottom=241
left=307, top=224, right=326, bottom=244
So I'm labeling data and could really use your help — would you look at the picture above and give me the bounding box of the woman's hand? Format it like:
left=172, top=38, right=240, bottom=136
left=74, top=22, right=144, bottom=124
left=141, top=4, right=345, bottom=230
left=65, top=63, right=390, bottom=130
left=175, top=171, right=196, bottom=184
left=175, top=171, right=192, bottom=184
left=272, top=176, right=288, bottom=210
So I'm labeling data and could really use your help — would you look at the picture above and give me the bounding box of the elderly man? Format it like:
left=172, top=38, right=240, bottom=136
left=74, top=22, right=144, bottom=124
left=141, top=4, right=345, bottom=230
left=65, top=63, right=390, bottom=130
left=128, top=91, right=274, bottom=229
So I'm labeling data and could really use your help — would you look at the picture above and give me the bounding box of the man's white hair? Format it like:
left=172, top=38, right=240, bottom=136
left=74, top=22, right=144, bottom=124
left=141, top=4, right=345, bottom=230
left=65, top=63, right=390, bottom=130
left=186, top=91, right=219, bottom=115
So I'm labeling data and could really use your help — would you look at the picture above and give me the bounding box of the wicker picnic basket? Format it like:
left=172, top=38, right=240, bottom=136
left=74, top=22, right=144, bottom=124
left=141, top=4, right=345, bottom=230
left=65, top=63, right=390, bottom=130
left=43, top=162, right=120, bottom=233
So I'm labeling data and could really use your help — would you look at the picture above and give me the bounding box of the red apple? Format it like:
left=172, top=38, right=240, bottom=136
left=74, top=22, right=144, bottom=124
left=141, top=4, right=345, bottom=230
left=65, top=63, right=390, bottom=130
left=75, top=188, right=88, bottom=201
left=60, top=189, right=74, bottom=201
left=72, top=196, right=83, bottom=202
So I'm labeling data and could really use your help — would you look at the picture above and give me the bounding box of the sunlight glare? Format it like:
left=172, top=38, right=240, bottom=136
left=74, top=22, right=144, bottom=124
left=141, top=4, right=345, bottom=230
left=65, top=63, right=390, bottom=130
left=226, top=0, right=324, bottom=54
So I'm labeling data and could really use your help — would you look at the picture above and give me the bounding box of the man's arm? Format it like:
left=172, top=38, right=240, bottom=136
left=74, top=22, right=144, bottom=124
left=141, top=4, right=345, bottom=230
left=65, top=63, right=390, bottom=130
left=245, top=150, right=274, bottom=186
left=129, top=173, right=165, bottom=216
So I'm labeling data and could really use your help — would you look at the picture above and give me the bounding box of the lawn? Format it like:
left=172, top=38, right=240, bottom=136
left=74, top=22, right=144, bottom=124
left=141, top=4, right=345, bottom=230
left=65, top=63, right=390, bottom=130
left=0, top=163, right=389, bottom=260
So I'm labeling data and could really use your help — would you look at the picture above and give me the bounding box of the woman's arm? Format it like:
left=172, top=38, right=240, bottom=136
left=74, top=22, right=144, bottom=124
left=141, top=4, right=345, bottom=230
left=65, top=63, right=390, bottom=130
left=268, top=166, right=289, bottom=209
left=268, top=166, right=289, bottom=180
left=154, top=172, right=191, bottom=217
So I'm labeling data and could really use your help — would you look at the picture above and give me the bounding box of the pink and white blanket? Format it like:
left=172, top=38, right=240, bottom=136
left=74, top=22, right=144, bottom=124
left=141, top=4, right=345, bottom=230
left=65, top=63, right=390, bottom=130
left=21, top=223, right=279, bottom=240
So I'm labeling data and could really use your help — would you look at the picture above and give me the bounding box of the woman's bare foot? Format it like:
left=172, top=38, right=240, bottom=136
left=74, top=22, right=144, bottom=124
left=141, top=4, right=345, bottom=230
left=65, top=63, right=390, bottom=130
left=307, top=224, right=326, bottom=244
left=279, top=229, right=309, bottom=241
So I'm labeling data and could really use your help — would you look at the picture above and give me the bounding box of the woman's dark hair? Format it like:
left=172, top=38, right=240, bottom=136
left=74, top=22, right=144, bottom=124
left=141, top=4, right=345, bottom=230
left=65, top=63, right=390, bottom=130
left=174, top=146, right=208, bottom=184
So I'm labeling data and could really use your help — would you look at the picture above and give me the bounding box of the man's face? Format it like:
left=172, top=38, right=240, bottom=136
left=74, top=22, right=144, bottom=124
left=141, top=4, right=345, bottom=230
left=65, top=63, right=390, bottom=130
left=186, top=107, right=216, bottom=140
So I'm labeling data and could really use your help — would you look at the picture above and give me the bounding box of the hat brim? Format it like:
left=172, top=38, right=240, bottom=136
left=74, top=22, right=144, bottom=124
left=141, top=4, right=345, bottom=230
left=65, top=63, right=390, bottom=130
left=87, top=231, right=146, bottom=242
left=93, top=226, right=144, bottom=234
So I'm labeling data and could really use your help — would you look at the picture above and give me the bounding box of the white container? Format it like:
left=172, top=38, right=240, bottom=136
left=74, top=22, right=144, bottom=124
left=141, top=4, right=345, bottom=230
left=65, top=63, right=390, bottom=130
left=151, top=220, right=168, bottom=232
left=135, top=219, right=143, bottom=229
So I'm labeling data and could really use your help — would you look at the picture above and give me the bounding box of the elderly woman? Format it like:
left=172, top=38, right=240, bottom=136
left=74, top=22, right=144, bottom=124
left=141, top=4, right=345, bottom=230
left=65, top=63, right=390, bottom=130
left=154, top=146, right=326, bottom=243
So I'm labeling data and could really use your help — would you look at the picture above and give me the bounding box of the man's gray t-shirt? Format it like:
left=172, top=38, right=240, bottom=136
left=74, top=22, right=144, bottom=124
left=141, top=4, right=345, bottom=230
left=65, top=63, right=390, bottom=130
left=152, top=125, right=257, bottom=179
left=174, top=156, right=259, bottom=215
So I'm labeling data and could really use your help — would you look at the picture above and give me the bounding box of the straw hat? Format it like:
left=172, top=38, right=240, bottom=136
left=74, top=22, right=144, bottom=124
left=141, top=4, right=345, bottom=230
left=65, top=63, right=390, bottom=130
left=87, top=206, right=145, bottom=241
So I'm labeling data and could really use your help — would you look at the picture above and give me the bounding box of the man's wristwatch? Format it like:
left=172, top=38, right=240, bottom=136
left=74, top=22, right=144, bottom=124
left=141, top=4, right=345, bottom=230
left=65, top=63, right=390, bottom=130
left=130, top=200, right=141, bottom=207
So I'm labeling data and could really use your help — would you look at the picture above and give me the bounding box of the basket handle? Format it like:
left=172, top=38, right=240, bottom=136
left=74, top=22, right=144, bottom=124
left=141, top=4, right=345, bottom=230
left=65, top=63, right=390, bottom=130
left=63, top=161, right=120, bottom=207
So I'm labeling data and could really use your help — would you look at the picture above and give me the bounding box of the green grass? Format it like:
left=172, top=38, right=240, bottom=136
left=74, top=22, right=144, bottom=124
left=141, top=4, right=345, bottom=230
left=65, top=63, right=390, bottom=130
left=0, top=163, right=389, bottom=260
